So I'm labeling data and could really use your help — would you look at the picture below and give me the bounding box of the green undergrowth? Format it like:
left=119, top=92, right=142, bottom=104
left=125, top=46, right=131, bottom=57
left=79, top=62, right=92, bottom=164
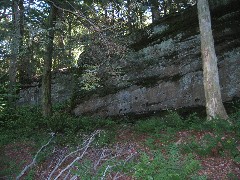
left=134, top=108, right=240, bottom=166
left=131, top=145, right=206, bottom=180
left=0, top=103, right=240, bottom=179
left=0, top=103, right=119, bottom=179
left=135, top=109, right=240, bottom=135
left=70, top=144, right=206, bottom=180
left=0, top=103, right=118, bottom=147
left=134, top=111, right=184, bottom=133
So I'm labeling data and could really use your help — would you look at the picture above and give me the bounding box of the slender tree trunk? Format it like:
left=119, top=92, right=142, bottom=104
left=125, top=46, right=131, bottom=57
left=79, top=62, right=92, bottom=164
left=127, top=0, right=133, bottom=32
left=197, top=0, right=228, bottom=120
left=55, top=34, right=65, bottom=69
left=111, top=4, right=115, bottom=25
left=169, top=0, right=174, bottom=14
left=175, top=0, right=181, bottom=12
left=139, top=10, right=143, bottom=28
left=68, top=18, right=72, bottom=58
left=163, top=0, right=167, bottom=15
left=9, top=0, right=20, bottom=108
left=26, top=0, right=35, bottom=80
left=150, top=0, right=161, bottom=23
left=18, top=0, right=32, bottom=84
left=18, top=0, right=29, bottom=84
left=42, top=5, right=57, bottom=117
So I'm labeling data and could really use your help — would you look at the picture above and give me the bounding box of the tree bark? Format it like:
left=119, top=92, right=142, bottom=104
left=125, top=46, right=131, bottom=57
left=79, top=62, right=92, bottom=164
left=197, top=0, right=228, bottom=120
left=67, top=18, right=72, bottom=59
left=127, top=0, right=133, bottom=32
left=18, top=0, right=30, bottom=84
left=42, top=4, right=57, bottom=117
left=163, top=0, right=167, bottom=15
left=175, top=0, right=182, bottom=12
left=9, top=0, right=20, bottom=108
left=150, top=0, right=161, bottom=23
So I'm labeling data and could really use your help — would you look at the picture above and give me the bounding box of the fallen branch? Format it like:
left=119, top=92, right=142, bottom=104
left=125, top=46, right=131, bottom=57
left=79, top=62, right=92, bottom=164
left=101, top=165, right=111, bottom=180
left=99, top=144, right=137, bottom=180
left=94, top=149, right=111, bottom=171
left=48, top=130, right=100, bottom=180
left=16, top=133, right=55, bottom=180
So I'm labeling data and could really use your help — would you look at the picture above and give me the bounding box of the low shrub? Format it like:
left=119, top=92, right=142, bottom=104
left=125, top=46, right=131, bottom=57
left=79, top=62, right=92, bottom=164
left=132, top=144, right=205, bottom=179
left=135, top=111, right=184, bottom=134
left=163, top=111, right=184, bottom=129
left=135, top=117, right=165, bottom=133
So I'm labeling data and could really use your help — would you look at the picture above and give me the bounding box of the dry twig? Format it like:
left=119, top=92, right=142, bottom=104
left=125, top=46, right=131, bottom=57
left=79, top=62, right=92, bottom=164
left=16, top=133, right=55, bottom=180
left=48, top=130, right=100, bottom=180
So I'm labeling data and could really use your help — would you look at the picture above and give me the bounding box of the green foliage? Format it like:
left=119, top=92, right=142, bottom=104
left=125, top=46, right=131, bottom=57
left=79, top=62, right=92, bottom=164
left=230, top=107, right=240, bottom=136
left=136, top=107, right=240, bottom=137
left=145, top=137, right=157, bottom=149
left=80, top=66, right=101, bottom=91
left=135, top=117, right=165, bottom=133
left=1, top=106, right=240, bottom=178
left=185, top=110, right=240, bottom=134
left=51, top=115, right=116, bottom=136
left=0, top=81, right=18, bottom=127
left=93, top=130, right=116, bottom=147
left=24, top=169, right=35, bottom=180
left=203, top=118, right=232, bottom=133
left=227, top=172, right=239, bottom=180
left=0, top=82, right=7, bottom=113
left=164, top=111, right=184, bottom=128
left=233, top=155, right=240, bottom=166
left=135, top=111, right=184, bottom=134
left=15, top=106, right=43, bottom=129
left=182, top=133, right=239, bottom=157
left=184, top=113, right=204, bottom=130
left=0, top=106, right=44, bottom=144
left=70, top=144, right=205, bottom=179
left=72, top=155, right=133, bottom=179
left=132, top=144, right=205, bottom=179
left=0, top=158, right=22, bottom=179
left=0, top=103, right=117, bottom=146
left=72, top=159, right=93, bottom=179
left=181, top=134, right=221, bottom=156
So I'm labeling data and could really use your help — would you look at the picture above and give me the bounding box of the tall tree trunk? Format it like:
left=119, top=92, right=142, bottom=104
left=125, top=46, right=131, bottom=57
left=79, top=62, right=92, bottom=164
left=127, top=0, right=133, bottom=32
left=9, top=0, right=20, bottom=108
left=111, top=4, right=115, bottom=25
left=168, top=0, right=174, bottom=14
left=18, top=0, right=32, bottom=84
left=175, top=0, right=181, bottom=12
left=67, top=18, right=72, bottom=59
left=150, top=0, right=161, bottom=23
left=197, top=0, right=228, bottom=120
left=163, top=0, right=167, bottom=15
left=139, top=10, right=143, bottom=28
left=18, top=0, right=30, bottom=84
left=42, top=4, right=57, bottom=117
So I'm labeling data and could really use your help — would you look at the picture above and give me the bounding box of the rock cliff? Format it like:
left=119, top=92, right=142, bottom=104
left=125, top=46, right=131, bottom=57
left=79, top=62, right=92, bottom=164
left=18, top=69, right=74, bottom=105
left=73, top=1, right=240, bottom=117
left=18, top=0, right=240, bottom=118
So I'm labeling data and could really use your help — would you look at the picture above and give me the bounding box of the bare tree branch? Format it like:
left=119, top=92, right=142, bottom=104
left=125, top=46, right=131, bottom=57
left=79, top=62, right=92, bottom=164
left=101, top=165, right=111, bottom=180
left=48, top=130, right=100, bottom=180
left=16, top=133, right=55, bottom=180
left=45, top=0, right=100, bottom=32
left=45, top=0, right=123, bottom=33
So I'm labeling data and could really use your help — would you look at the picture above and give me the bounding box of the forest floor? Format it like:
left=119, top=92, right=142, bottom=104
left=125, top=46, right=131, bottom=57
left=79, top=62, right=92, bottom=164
left=1, top=123, right=240, bottom=180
